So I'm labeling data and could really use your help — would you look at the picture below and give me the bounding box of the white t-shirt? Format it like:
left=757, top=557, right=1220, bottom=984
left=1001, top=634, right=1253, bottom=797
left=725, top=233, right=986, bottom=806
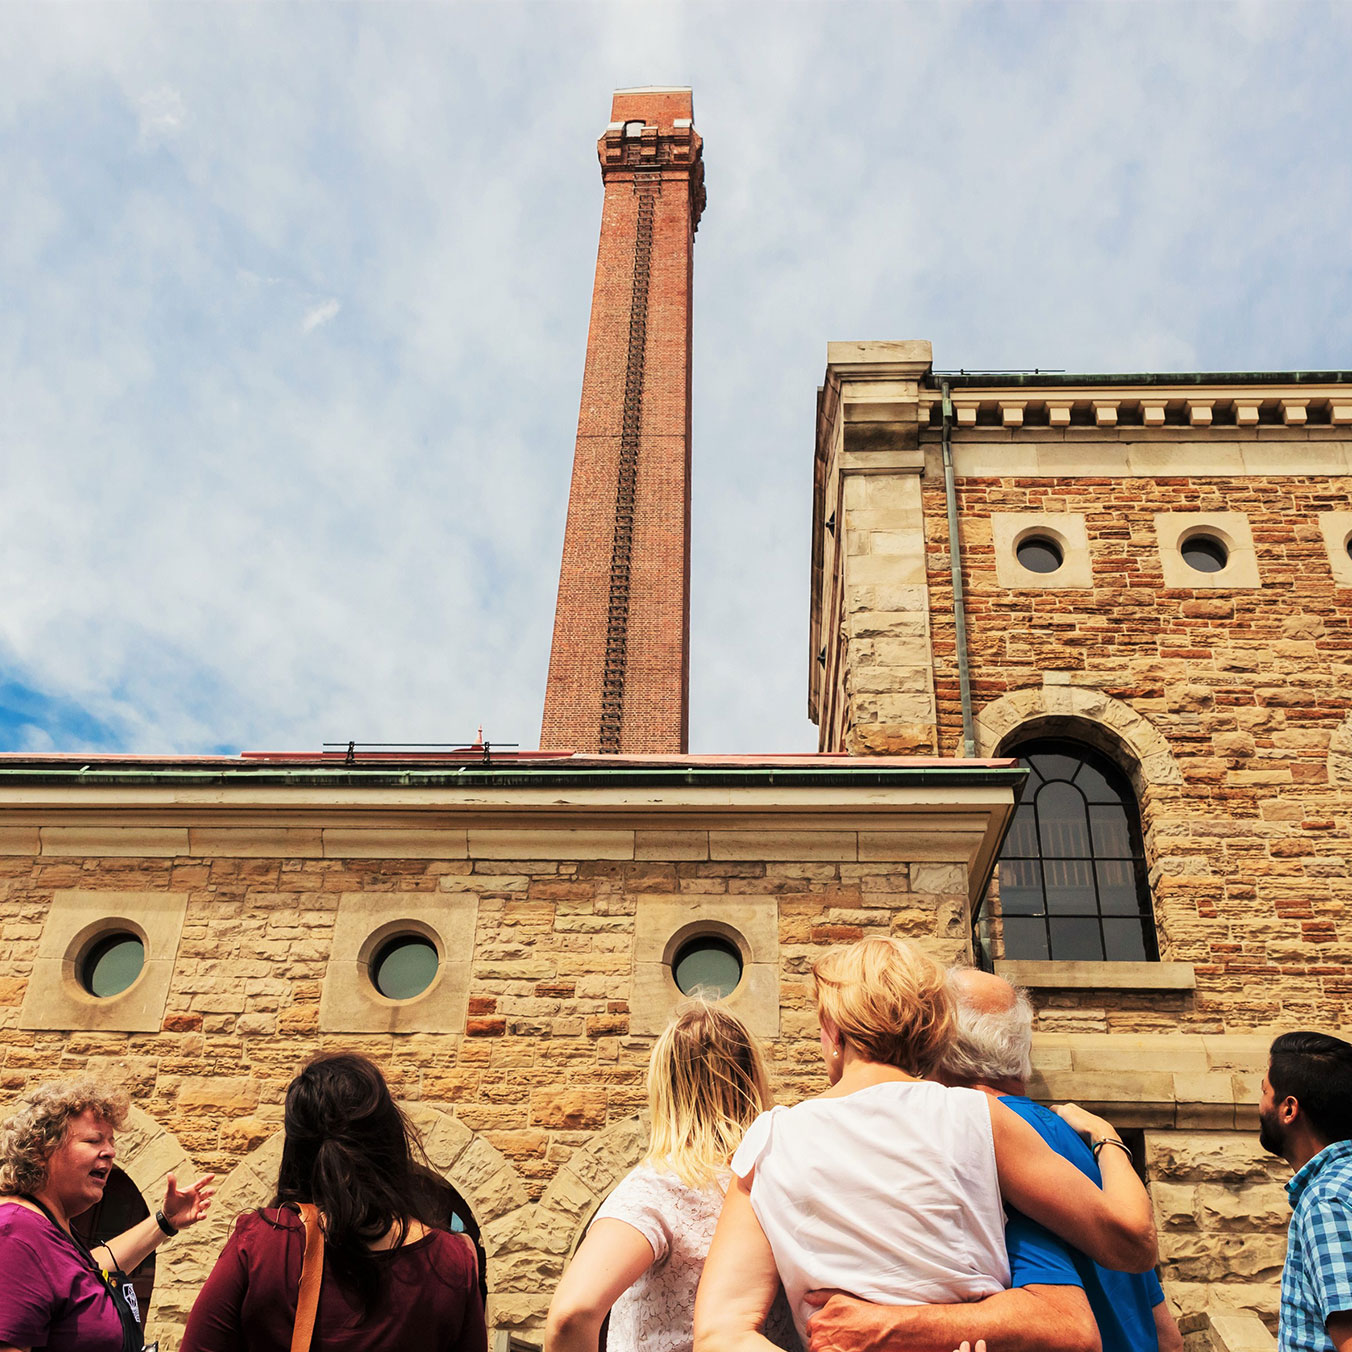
left=593, top=1162, right=801, bottom=1352
left=730, top=1079, right=1011, bottom=1343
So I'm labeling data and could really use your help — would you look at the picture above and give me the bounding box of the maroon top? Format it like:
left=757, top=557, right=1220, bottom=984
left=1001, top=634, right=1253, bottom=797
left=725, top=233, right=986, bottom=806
left=0, top=1203, right=126, bottom=1352
left=181, top=1209, right=487, bottom=1352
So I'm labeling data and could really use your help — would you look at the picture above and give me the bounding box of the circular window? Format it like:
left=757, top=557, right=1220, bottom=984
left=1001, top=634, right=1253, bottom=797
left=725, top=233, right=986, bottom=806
left=1181, top=534, right=1229, bottom=573
left=80, top=933, right=145, bottom=998
left=1345, top=535, right=1352, bottom=563
left=1016, top=536, right=1064, bottom=574
left=371, top=936, right=439, bottom=1000
left=672, top=935, right=743, bottom=999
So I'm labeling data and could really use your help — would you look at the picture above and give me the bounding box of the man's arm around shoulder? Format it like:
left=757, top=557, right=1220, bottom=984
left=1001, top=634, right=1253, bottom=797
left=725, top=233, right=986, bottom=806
left=804, top=1285, right=1100, bottom=1352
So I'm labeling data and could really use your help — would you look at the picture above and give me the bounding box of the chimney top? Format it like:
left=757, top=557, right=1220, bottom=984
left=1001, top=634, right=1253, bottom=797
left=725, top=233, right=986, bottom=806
left=609, top=87, right=695, bottom=134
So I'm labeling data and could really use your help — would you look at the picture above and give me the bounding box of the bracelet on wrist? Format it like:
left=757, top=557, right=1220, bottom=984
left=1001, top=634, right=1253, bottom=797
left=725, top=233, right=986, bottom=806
left=1092, top=1136, right=1132, bottom=1161
left=155, top=1209, right=178, bottom=1237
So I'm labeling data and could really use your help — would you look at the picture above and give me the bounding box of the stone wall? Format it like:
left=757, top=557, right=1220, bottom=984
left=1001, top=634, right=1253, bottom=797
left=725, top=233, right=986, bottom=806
left=921, top=465, right=1352, bottom=1031
left=0, top=771, right=1005, bottom=1348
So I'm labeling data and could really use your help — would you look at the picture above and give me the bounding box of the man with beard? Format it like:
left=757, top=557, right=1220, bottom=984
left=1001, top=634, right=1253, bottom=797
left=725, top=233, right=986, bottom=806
left=1261, top=1031, right=1352, bottom=1352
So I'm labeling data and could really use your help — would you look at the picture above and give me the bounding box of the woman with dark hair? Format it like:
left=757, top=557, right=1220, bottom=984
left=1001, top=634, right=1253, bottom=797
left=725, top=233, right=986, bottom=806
left=181, top=1052, right=486, bottom=1352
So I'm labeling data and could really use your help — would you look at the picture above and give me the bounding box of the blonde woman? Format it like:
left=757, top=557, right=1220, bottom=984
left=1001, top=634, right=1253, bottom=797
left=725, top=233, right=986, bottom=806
left=546, top=1000, right=799, bottom=1352
left=694, top=938, right=1156, bottom=1352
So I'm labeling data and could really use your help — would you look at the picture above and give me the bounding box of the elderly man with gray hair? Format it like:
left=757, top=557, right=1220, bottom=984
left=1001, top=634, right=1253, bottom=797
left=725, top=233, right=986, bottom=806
left=805, top=968, right=1180, bottom=1352
left=941, top=968, right=1180, bottom=1352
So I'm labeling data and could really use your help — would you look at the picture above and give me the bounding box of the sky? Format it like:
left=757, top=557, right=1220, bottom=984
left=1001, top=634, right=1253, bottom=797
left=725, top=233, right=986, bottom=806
left=2, top=1, right=1351, bottom=757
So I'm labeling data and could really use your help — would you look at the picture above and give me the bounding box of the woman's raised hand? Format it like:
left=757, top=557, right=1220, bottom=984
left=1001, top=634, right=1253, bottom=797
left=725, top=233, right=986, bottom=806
left=162, top=1172, right=217, bottom=1230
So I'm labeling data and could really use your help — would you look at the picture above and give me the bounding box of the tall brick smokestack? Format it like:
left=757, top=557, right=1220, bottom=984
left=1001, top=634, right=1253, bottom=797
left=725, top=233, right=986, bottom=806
left=541, top=88, right=705, bottom=754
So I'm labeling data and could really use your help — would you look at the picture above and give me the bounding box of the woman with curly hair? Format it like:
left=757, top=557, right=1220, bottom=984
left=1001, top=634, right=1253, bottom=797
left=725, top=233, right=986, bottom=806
left=0, top=1077, right=216, bottom=1352
left=181, top=1051, right=485, bottom=1352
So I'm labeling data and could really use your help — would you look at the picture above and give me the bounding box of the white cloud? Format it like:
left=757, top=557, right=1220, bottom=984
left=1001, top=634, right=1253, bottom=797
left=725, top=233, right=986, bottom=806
left=301, top=298, right=341, bottom=333
left=136, top=84, right=186, bottom=145
left=0, top=2, right=1350, bottom=756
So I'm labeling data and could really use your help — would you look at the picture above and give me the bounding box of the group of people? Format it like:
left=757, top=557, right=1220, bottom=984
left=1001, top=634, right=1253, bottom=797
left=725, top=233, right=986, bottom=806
left=547, top=939, right=1168, bottom=1352
left=0, top=936, right=1349, bottom=1352
left=0, top=1053, right=485, bottom=1352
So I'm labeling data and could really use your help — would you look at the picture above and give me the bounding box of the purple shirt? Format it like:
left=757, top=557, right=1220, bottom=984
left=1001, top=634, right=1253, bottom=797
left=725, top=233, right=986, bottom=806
left=0, top=1202, right=126, bottom=1352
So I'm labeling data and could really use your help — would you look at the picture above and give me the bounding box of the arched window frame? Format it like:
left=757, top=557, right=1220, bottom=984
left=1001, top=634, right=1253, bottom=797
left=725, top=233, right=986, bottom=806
left=991, top=737, right=1159, bottom=966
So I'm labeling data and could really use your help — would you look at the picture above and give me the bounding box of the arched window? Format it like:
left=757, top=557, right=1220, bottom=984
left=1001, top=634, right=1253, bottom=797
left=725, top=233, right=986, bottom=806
left=996, top=738, right=1158, bottom=962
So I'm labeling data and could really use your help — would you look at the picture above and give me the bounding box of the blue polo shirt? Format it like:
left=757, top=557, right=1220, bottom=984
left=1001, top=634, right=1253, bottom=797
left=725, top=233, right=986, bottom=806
left=1001, top=1095, right=1164, bottom=1352
left=1280, top=1138, right=1352, bottom=1352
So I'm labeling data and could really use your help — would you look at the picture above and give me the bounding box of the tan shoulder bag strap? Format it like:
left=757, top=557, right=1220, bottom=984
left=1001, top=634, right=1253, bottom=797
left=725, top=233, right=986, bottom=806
left=290, top=1203, right=325, bottom=1352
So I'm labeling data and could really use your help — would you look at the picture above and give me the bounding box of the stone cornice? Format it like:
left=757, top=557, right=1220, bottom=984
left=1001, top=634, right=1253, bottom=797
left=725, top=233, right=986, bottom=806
left=919, top=385, right=1352, bottom=430
left=0, top=779, right=1020, bottom=903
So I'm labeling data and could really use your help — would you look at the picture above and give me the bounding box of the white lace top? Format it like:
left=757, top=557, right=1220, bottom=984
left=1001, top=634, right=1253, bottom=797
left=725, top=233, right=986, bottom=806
left=594, top=1163, right=801, bottom=1352
left=730, top=1080, right=1010, bottom=1344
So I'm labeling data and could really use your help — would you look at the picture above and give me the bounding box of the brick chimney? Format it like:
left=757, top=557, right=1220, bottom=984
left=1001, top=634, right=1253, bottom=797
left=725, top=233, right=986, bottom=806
left=540, top=88, right=705, bottom=754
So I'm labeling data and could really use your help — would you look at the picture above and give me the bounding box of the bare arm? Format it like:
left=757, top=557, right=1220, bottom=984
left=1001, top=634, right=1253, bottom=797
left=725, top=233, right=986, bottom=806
left=545, top=1219, right=656, bottom=1352
left=693, top=1174, right=782, bottom=1352
left=1153, top=1300, right=1183, bottom=1352
left=804, top=1286, right=1099, bottom=1352
left=988, top=1101, right=1156, bottom=1273
left=100, top=1172, right=216, bottom=1275
left=1327, top=1313, right=1352, bottom=1352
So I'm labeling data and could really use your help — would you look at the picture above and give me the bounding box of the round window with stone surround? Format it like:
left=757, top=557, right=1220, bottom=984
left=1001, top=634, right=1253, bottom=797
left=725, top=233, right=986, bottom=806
left=1016, top=535, right=1064, bottom=574
left=1180, top=532, right=1229, bottom=573
left=671, top=934, right=743, bottom=999
left=79, top=931, right=145, bottom=998
left=370, top=935, right=439, bottom=1000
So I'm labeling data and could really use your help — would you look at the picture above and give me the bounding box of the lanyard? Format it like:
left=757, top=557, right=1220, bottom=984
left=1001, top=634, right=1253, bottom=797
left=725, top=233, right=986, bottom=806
left=20, top=1195, right=147, bottom=1352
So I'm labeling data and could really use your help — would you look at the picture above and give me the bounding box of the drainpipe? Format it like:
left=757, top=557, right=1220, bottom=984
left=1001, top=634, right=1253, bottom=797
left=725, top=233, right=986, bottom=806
left=940, top=381, right=978, bottom=758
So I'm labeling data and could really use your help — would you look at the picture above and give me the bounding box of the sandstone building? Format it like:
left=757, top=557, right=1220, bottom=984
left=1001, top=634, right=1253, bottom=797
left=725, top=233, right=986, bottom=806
left=811, top=345, right=1352, bottom=1345
left=3, top=88, right=1349, bottom=1352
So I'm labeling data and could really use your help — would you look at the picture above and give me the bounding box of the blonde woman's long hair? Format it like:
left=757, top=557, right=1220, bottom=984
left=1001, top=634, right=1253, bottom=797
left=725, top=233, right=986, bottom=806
left=644, top=998, right=772, bottom=1188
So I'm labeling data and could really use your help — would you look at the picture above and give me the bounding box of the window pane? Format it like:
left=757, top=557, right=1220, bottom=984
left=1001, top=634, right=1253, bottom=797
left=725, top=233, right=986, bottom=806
left=1049, top=917, right=1104, bottom=961
left=1074, top=761, right=1119, bottom=804
left=1037, top=782, right=1091, bottom=857
left=1103, top=917, right=1150, bottom=961
left=1089, top=805, right=1132, bottom=857
left=1005, top=805, right=1039, bottom=857
left=998, top=739, right=1157, bottom=966
left=1043, top=858, right=1097, bottom=914
left=1097, top=859, right=1144, bottom=915
left=673, top=938, right=742, bottom=998
left=83, top=936, right=145, bottom=998
left=1002, top=916, right=1050, bottom=960
left=373, top=938, right=439, bottom=1000
left=1029, top=753, right=1082, bottom=784
left=999, top=859, right=1044, bottom=915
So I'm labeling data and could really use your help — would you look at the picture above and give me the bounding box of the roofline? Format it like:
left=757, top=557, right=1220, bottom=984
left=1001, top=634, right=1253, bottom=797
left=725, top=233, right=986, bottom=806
left=0, top=759, right=1024, bottom=792
left=927, top=370, right=1352, bottom=390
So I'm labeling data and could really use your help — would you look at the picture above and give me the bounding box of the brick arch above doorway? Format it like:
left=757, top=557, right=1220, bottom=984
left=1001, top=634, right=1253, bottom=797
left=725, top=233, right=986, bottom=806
left=975, top=684, right=1184, bottom=788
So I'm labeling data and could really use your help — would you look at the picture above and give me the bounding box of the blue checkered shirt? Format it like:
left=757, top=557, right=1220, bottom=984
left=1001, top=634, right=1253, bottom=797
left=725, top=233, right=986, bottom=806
left=1282, top=1139, right=1352, bottom=1351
